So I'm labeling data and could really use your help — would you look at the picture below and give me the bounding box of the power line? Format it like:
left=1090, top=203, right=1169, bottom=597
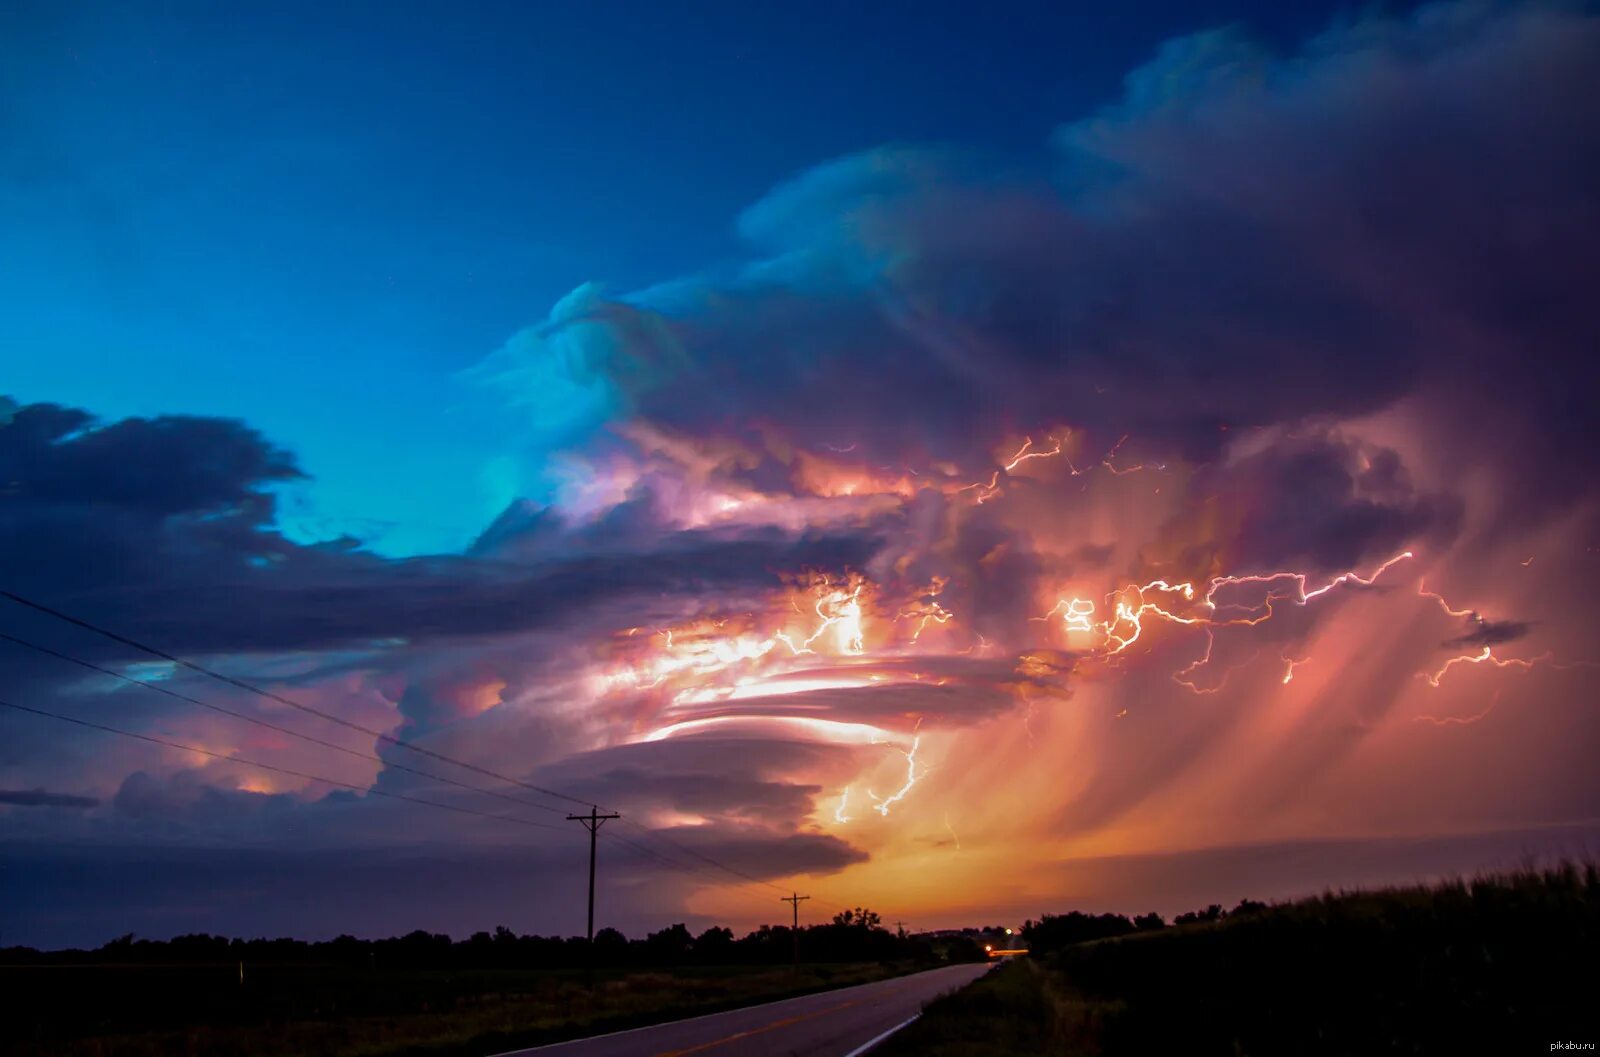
left=0, top=697, right=568, bottom=832
left=620, top=837, right=798, bottom=903
left=611, top=819, right=857, bottom=916
left=617, top=816, right=789, bottom=894
left=0, top=589, right=595, bottom=809
left=607, top=830, right=703, bottom=875
left=0, top=590, right=876, bottom=918
left=0, top=626, right=780, bottom=900
left=1, top=686, right=864, bottom=924
left=0, top=632, right=570, bottom=818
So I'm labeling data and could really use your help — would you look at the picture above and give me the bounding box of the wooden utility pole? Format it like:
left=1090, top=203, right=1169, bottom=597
left=780, top=892, right=810, bottom=970
left=567, top=808, right=621, bottom=949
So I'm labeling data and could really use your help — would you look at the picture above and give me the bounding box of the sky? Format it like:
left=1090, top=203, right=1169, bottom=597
left=2, top=0, right=1598, bottom=948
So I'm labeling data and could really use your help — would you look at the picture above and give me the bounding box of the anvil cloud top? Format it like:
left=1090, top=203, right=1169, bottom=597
left=3, top=0, right=1598, bottom=946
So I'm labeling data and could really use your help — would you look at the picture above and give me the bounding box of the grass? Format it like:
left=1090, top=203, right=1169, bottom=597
left=877, top=865, right=1600, bottom=1056
left=872, top=959, right=1111, bottom=1057
left=2, top=960, right=928, bottom=1057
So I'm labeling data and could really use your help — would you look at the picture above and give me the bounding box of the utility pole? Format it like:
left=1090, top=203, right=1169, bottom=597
left=567, top=807, right=620, bottom=950
left=893, top=920, right=908, bottom=939
left=780, top=892, right=810, bottom=970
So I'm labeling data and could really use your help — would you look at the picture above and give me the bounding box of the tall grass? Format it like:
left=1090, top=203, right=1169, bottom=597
left=878, top=864, right=1600, bottom=1057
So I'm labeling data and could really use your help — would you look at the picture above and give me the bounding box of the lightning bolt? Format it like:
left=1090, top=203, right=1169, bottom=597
left=834, top=788, right=853, bottom=824
left=1002, top=436, right=1065, bottom=471
left=1034, top=596, right=1098, bottom=633
left=1100, top=434, right=1164, bottom=475
left=1039, top=552, right=1417, bottom=684
left=943, top=811, right=962, bottom=850
left=867, top=731, right=922, bottom=817
left=956, top=432, right=1168, bottom=507
left=897, top=577, right=954, bottom=643
left=1421, top=647, right=1551, bottom=687
left=1415, top=691, right=1501, bottom=727
left=1172, top=639, right=1261, bottom=695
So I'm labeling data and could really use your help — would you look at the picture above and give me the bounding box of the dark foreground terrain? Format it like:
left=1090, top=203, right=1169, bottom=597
left=879, top=865, right=1599, bottom=1056
left=1, top=959, right=932, bottom=1057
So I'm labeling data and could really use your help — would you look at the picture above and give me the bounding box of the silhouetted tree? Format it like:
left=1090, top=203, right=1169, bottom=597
left=645, top=923, right=694, bottom=963
left=592, top=927, right=629, bottom=964
left=1174, top=904, right=1226, bottom=926
left=695, top=926, right=734, bottom=962
left=1022, top=912, right=1135, bottom=953
left=831, top=907, right=882, bottom=929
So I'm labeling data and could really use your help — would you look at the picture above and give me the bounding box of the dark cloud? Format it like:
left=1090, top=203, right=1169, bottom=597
left=110, top=771, right=300, bottom=828
left=1443, top=618, right=1533, bottom=649
left=865, top=489, right=1047, bottom=644
left=0, top=403, right=301, bottom=515
left=643, top=825, right=867, bottom=880
left=584, top=767, right=820, bottom=825
left=1158, top=431, right=1460, bottom=575
left=532, top=737, right=855, bottom=826
left=0, top=399, right=885, bottom=657
left=0, top=789, right=98, bottom=809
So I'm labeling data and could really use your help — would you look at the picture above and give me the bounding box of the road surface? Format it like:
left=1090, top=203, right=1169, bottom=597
left=490, top=962, right=992, bottom=1057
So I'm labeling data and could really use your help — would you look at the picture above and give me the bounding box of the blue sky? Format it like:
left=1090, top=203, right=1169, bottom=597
left=2, top=0, right=1367, bottom=554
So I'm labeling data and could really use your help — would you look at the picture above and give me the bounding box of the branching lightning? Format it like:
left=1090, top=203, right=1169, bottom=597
left=1414, top=691, right=1502, bottom=727
left=867, top=733, right=922, bottom=817
left=897, top=577, right=954, bottom=643
left=1421, top=647, right=1551, bottom=687
left=584, top=413, right=1589, bottom=844
left=1038, top=552, right=1417, bottom=688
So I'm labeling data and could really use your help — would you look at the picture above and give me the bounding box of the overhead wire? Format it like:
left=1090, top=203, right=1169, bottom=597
left=0, top=697, right=567, bottom=832
left=0, top=589, right=596, bottom=808
left=1, top=590, right=875, bottom=919
left=0, top=631, right=569, bottom=818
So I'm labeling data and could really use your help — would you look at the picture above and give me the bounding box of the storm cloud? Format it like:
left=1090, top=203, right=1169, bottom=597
left=0, top=789, right=99, bottom=809
left=488, top=2, right=1598, bottom=485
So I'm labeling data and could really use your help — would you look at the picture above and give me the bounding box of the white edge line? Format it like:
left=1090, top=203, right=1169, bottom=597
left=482, top=999, right=747, bottom=1057
left=840, top=1012, right=921, bottom=1057
left=483, top=966, right=962, bottom=1057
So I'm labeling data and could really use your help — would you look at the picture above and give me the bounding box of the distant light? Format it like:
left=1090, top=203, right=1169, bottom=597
left=1004, top=927, right=1012, bottom=935
left=984, top=944, right=993, bottom=952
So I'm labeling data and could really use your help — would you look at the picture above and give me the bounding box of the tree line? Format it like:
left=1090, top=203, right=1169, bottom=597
left=3, top=906, right=989, bottom=968
left=1021, top=898, right=1270, bottom=952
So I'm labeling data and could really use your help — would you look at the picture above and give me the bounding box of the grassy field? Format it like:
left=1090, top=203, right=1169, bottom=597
left=879, top=865, right=1600, bottom=1056
left=2, top=959, right=925, bottom=1057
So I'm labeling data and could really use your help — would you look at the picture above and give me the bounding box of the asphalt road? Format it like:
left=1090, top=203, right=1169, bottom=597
left=491, top=962, right=992, bottom=1057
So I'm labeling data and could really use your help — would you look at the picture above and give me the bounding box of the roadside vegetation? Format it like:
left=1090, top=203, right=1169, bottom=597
left=878, top=864, right=1600, bottom=1056
left=5, top=907, right=982, bottom=1057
